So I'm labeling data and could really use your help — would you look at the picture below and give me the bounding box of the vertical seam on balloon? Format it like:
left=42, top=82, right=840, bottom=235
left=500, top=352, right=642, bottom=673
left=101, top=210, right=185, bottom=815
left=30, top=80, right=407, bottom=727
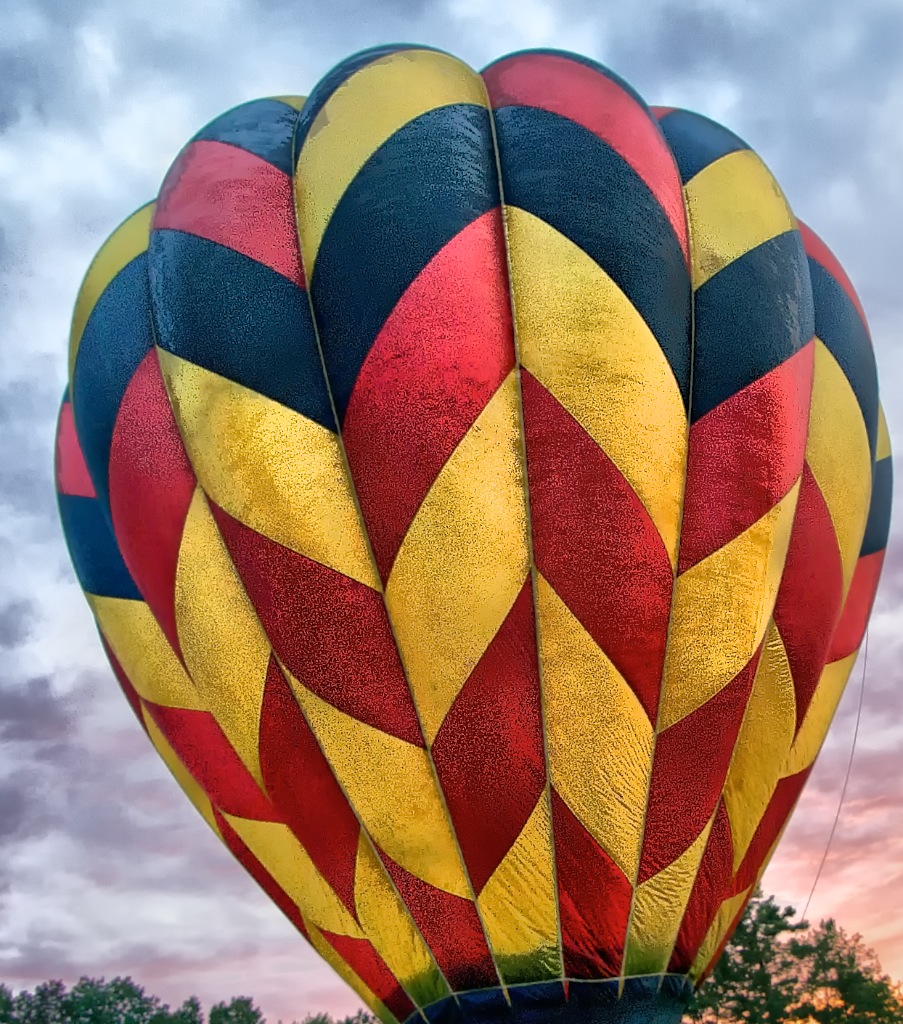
left=483, top=79, right=567, bottom=991
left=677, top=339, right=815, bottom=973
left=73, top=211, right=357, bottom=982
left=644, top=205, right=818, bottom=987
left=87, top=503, right=337, bottom=999
left=618, top=120, right=697, bottom=997
left=145, top=271, right=434, bottom=1024
left=290, top=97, right=497, bottom=1009
left=152, top=370, right=426, bottom=1022
left=785, top=255, right=874, bottom=925
left=707, top=235, right=821, bottom=952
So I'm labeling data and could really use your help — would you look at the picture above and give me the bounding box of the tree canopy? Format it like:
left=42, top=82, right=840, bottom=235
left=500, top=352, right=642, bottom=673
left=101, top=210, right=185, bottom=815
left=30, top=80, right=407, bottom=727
left=686, top=890, right=903, bottom=1023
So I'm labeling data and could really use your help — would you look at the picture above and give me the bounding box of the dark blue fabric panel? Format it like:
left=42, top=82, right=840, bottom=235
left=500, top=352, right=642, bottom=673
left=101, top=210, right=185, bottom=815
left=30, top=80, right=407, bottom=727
left=71, top=254, right=154, bottom=508
left=493, top=104, right=692, bottom=405
left=862, top=456, right=893, bottom=556
left=58, top=494, right=141, bottom=600
left=193, top=98, right=300, bottom=176
left=149, top=230, right=335, bottom=429
left=656, top=109, right=749, bottom=183
left=413, top=979, right=690, bottom=1024
left=309, top=103, right=500, bottom=422
left=809, top=258, right=879, bottom=458
left=692, top=230, right=815, bottom=421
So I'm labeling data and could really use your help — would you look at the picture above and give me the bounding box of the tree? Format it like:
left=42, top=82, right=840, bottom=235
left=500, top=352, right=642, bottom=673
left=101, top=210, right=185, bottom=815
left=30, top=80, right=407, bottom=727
left=687, top=890, right=808, bottom=1022
left=0, top=978, right=247, bottom=1024
left=297, top=1015, right=374, bottom=1024
left=208, top=997, right=263, bottom=1024
left=686, top=892, right=903, bottom=1023
left=168, top=998, right=204, bottom=1024
left=787, top=919, right=903, bottom=1023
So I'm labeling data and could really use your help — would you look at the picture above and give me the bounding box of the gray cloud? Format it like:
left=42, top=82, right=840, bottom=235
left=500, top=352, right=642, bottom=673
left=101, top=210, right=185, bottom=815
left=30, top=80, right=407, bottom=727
left=0, top=48, right=48, bottom=131
left=0, top=675, right=73, bottom=744
left=1, top=0, right=100, bottom=126
left=0, top=599, right=36, bottom=649
left=0, top=783, right=29, bottom=839
left=0, top=380, right=61, bottom=528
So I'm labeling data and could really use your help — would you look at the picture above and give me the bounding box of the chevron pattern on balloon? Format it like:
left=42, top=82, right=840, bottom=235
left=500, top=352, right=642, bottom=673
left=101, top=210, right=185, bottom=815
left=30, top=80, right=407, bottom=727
left=56, top=46, right=892, bottom=1024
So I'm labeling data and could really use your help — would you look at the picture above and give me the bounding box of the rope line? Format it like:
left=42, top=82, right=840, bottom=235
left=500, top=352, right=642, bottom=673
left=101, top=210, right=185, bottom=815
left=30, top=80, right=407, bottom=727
left=799, top=628, right=870, bottom=925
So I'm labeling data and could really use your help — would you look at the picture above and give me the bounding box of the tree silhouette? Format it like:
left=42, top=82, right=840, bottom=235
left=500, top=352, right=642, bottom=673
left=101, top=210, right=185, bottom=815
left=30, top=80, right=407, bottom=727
left=208, top=997, right=263, bottom=1024
left=686, top=891, right=903, bottom=1022
left=786, top=918, right=903, bottom=1023
left=687, top=891, right=809, bottom=1022
left=0, top=979, right=251, bottom=1024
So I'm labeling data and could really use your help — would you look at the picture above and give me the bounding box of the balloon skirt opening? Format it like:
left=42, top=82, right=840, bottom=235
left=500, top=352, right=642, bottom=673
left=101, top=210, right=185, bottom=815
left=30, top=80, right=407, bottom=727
left=407, top=978, right=693, bottom=1024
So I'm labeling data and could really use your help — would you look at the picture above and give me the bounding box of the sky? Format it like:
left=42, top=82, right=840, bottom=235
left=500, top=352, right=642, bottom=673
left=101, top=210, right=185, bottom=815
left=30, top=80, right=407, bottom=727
left=1, top=0, right=902, bottom=1020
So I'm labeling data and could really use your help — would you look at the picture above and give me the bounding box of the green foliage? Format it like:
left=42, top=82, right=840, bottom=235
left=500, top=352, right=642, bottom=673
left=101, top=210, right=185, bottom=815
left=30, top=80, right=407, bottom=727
left=687, top=890, right=809, bottom=1022
left=208, top=997, right=263, bottom=1024
left=0, top=983, right=380, bottom=1024
left=297, top=1015, right=376, bottom=1024
left=0, top=980, right=252, bottom=1024
left=785, top=918, right=903, bottom=1023
left=686, top=890, right=903, bottom=1023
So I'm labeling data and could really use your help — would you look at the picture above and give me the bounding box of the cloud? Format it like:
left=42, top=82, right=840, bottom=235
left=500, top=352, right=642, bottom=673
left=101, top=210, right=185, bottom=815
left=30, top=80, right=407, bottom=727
left=0, top=599, right=36, bottom=650
left=0, top=675, right=73, bottom=744
left=0, top=784, right=29, bottom=840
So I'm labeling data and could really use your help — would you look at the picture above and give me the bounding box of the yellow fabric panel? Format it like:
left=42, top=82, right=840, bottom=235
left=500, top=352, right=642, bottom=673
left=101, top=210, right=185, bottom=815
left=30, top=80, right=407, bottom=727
left=69, top=202, right=154, bottom=385
left=693, top=813, right=794, bottom=981
left=658, top=481, right=800, bottom=731
left=295, top=49, right=488, bottom=270
left=784, top=650, right=859, bottom=776
left=688, top=886, right=751, bottom=981
left=305, top=922, right=397, bottom=1024
left=536, top=573, right=652, bottom=881
left=157, top=351, right=379, bottom=590
left=684, top=149, right=795, bottom=289
left=877, top=403, right=892, bottom=461
left=273, top=94, right=306, bottom=111
left=286, top=669, right=471, bottom=899
left=88, top=595, right=204, bottom=711
left=806, top=340, right=872, bottom=596
left=722, top=621, right=797, bottom=872
left=354, top=834, right=450, bottom=1008
left=476, top=792, right=561, bottom=985
left=508, top=206, right=687, bottom=567
left=174, top=487, right=271, bottom=787
left=622, top=814, right=715, bottom=976
left=143, top=706, right=220, bottom=835
left=223, top=814, right=362, bottom=938
left=385, top=372, right=529, bottom=745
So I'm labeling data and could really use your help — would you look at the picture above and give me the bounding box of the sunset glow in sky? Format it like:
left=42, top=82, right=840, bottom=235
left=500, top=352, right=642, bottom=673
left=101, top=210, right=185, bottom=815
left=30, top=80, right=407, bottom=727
left=1, top=1, right=902, bottom=1021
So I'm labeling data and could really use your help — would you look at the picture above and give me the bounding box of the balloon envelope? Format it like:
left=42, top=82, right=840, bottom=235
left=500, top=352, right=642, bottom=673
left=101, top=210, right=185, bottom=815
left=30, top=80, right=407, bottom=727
left=56, top=46, right=892, bottom=1024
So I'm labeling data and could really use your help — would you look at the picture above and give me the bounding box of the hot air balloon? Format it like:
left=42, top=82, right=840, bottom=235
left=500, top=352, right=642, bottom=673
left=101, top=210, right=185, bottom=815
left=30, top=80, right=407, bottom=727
left=55, top=45, right=892, bottom=1024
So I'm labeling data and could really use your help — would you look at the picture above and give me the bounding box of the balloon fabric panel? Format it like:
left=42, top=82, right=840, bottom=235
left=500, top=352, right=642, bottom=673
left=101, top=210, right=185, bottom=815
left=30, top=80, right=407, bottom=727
left=55, top=45, right=892, bottom=1024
